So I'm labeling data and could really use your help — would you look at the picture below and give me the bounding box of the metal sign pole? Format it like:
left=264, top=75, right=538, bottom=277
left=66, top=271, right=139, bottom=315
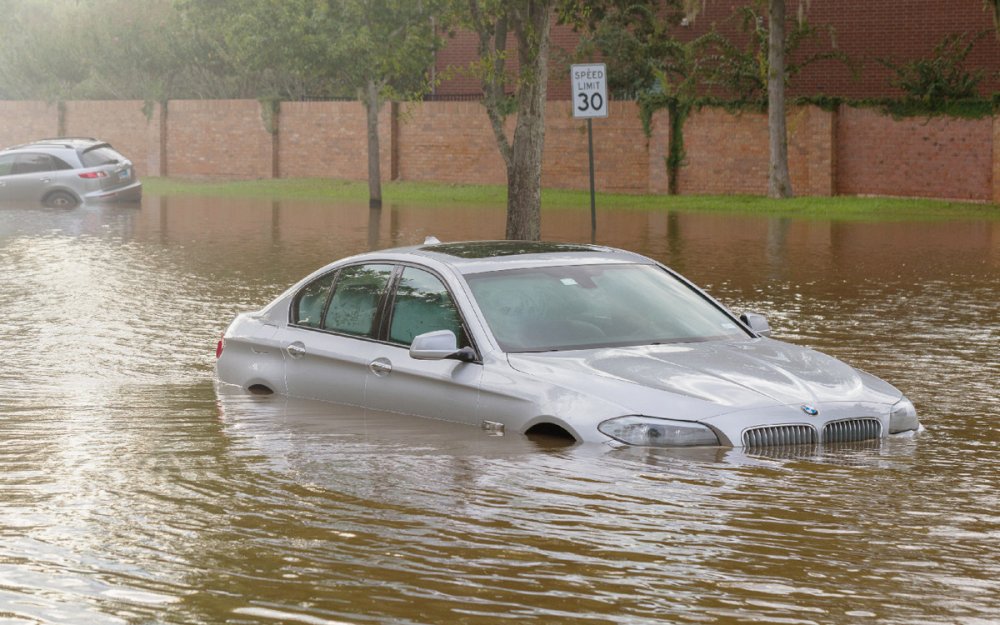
left=588, top=118, right=596, bottom=237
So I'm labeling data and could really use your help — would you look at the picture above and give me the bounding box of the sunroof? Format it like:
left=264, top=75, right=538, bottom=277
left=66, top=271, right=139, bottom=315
left=422, top=241, right=601, bottom=259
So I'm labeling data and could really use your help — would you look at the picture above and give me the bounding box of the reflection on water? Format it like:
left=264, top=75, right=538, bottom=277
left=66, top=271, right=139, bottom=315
left=0, top=197, right=998, bottom=624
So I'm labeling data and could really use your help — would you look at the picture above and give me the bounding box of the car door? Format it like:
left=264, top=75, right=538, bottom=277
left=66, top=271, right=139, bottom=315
left=0, top=154, right=15, bottom=201
left=279, top=263, right=395, bottom=407
left=364, top=265, right=483, bottom=424
left=9, top=153, right=59, bottom=202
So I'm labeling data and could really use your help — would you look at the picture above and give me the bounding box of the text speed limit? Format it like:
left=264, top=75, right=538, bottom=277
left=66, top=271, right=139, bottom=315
left=571, top=63, right=608, bottom=119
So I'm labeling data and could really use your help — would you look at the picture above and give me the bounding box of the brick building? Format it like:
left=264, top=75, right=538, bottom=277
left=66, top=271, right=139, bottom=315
left=433, top=0, right=1000, bottom=100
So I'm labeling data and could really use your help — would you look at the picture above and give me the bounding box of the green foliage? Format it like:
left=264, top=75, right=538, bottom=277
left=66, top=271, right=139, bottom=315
left=879, top=32, right=989, bottom=109
left=700, top=2, right=852, bottom=106
left=570, top=0, right=715, bottom=195
left=0, top=0, right=445, bottom=103
left=568, top=0, right=691, bottom=100
left=0, top=0, right=232, bottom=100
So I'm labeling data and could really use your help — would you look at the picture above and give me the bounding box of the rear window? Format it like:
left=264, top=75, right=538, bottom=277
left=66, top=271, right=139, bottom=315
left=80, top=145, right=125, bottom=167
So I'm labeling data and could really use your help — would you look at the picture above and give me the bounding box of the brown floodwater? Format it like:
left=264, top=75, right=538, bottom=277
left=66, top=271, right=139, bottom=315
left=0, top=195, right=998, bottom=625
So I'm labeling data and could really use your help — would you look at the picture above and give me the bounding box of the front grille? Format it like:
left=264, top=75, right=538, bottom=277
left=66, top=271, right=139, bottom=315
left=823, top=418, right=882, bottom=443
left=742, top=425, right=817, bottom=448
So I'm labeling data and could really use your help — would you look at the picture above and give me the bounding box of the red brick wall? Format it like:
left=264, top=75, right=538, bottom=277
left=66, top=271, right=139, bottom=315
left=166, top=100, right=274, bottom=179
left=395, top=100, right=653, bottom=192
left=0, top=98, right=996, bottom=204
left=837, top=106, right=993, bottom=201
left=0, top=101, right=58, bottom=147
left=543, top=101, right=651, bottom=192
left=994, top=117, right=1000, bottom=204
left=435, top=3, right=1000, bottom=100
left=395, top=100, right=507, bottom=185
left=279, top=101, right=391, bottom=181
left=679, top=105, right=835, bottom=196
left=64, top=101, right=161, bottom=177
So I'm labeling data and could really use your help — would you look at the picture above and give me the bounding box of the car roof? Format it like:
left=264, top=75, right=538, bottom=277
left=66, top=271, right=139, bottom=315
left=357, top=240, right=655, bottom=275
left=1, top=137, right=106, bottom=153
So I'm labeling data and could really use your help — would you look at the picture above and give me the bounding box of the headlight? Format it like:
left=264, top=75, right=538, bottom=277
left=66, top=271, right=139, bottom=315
left=598, top=416, right=720, bottom=447
left=889, top=397, right=919, bottom=434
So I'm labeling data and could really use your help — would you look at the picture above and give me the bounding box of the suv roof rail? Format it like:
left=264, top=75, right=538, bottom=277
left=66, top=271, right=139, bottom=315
left=1, top=137, right=107, bottom=153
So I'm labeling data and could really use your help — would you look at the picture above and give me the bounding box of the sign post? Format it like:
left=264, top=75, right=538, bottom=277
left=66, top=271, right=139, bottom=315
left=571, top=63, right=608, bottom=238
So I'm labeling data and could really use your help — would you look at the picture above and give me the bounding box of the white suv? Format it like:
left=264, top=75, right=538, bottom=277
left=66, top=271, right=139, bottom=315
left=0, top=137, right=142, bottom=207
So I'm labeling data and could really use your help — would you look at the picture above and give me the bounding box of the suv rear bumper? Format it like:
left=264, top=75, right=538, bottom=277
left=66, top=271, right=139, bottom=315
left=84, top=181, right=142, bottom=203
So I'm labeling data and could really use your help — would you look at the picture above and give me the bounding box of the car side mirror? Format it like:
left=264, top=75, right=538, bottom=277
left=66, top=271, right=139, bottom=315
left=409, top=330, right=476, bottom=362
left=739, top=312, right=772, bottom=337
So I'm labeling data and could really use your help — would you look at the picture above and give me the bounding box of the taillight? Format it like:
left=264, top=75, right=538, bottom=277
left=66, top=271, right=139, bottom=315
left=216, top=337, right=224, bottom=359
left=78, top=171, right=108, bottom=179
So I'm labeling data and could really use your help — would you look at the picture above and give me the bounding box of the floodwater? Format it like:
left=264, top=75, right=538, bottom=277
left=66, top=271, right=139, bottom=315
left=0, top=195, right=998, bottom=625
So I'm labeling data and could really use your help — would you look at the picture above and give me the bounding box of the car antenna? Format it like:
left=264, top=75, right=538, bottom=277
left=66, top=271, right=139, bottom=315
left=423, top=235, right=441, bottom=245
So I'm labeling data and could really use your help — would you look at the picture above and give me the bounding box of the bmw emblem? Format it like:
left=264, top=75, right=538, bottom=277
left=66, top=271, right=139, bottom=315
left=801, top=405, right=819, bottom=416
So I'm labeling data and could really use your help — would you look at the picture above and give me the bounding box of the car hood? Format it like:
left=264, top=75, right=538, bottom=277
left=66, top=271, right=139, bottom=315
left=506, top=338, right=901, bottom=414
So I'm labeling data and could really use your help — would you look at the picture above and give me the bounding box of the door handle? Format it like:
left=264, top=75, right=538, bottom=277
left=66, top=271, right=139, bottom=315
left=286, top=342, right=306, bottom=358
left=368, top=358, right=392, bottom=376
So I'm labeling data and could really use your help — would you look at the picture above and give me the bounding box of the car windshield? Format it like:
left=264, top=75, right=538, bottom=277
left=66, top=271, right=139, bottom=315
left=465, top=263, right=750, bottom=352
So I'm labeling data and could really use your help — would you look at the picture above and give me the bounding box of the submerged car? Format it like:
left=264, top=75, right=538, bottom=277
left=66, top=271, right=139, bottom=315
left=215, top=240, right=920, bottom=449
left=0, top=137, right=141, bottom=207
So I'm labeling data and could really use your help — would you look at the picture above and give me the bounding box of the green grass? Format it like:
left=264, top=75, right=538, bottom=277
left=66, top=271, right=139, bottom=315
left=143, top=177, right=1000, bottom=221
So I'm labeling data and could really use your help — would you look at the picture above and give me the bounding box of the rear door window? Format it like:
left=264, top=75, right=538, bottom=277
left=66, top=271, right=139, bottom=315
left=322, top=264, right=395, bottom=338
left=0, top=154, right=15, bottom=176
left=12, top=153, right=69, bottom=174
left=291, top=271, right=338, bottom=328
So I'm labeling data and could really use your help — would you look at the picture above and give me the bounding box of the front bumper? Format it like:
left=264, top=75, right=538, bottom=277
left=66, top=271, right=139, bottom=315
left=702, top=401, right=899, bottom=448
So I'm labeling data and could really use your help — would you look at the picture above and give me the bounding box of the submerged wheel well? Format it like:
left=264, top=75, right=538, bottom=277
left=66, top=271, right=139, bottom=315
left=247, top=384, right=274, bottom=396
left=524, top=422, right=577, bottom=443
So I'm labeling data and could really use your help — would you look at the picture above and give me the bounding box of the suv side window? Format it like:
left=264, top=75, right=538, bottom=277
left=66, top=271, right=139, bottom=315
left=0, top=154, right=15, bottom=176
left=388, top=267, right=469, bottom=347
left=323, top=264, right=394, bottom=338
left=13, top=153, right=60, bottom=174
left=291, top=271, right=338, bottom=328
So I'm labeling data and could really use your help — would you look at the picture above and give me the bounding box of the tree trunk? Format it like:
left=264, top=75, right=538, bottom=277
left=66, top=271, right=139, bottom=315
left=505, top=2, right=552, bottom=241
left=767, top=0, right=793, bottom=199
left=364, top=78, right=383, bottom=209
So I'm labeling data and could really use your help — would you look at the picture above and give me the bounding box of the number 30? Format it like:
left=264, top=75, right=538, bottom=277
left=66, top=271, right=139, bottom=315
left=576, top=92, right=604, bottom=112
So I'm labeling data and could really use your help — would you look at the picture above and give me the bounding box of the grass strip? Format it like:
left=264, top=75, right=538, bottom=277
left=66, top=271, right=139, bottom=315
left=143, top=177, right=999, bottom=222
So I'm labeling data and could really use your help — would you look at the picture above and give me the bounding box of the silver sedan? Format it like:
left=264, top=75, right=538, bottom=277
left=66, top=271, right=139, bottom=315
left=215, top=241, right=920, bottom=448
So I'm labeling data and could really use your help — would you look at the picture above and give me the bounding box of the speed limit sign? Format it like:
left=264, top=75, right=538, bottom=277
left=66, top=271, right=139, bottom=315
left=571, top=63, right=608, bottom=119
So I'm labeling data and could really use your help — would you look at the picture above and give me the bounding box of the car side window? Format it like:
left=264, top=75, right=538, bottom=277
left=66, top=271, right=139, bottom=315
left=0, top=154, right=14, bottom=176
left=291, top=271, right=338, bottom=328
left=388, top=267, right=468, bottom=347
left=13, top=153, right=58, bottom=174
left=323, top=264, right=394, bottom=338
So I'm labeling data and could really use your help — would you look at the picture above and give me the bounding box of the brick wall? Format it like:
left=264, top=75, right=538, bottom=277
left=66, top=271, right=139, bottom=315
left=0, top=101, right=58, bottom=147
left=395, top=100, right=507, bottom=185
left=166, top=100, right=275, bottom=179
left=396, top=100, right=654, bottom=192
left=544, top=101, right=651, bottom=192
left=0, top=98, right=997, bottom=204
left=837, top=106, right=993, bottom=201
left=279, top=101, right=391, bottom=181
left=678, top=106, right=835, bottom=196
left=994, top=117, right=1000, bottom=204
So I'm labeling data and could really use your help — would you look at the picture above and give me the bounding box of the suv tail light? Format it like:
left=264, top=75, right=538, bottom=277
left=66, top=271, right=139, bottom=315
left=78, top=171, right=107, bottom=179
left=216, top=336, right=224, bottom=359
